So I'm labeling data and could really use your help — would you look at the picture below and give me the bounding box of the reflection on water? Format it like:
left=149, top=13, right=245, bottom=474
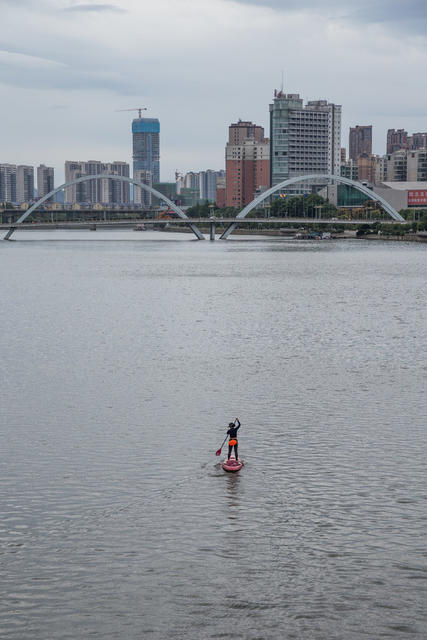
left=226, top=473, right=241, bottom=512
left=0, top=233, right=426, bottom=639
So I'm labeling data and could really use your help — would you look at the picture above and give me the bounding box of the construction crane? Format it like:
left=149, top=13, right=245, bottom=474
left=115, top=107, right=148, bottom=118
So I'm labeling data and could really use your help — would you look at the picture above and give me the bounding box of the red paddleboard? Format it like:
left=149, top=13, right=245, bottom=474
left=222, top=455, right=243, bottom=472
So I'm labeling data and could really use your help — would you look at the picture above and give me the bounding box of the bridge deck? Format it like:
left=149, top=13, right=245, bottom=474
left=0, top=217, right=405, bottom=231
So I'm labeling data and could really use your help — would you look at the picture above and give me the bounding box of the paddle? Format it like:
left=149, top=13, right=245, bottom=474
left=215, top=418, right=238, bottom=456
left=215, top=434, right=228, bottom=457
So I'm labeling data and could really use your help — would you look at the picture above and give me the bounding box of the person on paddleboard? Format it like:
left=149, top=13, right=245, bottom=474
left=227, top=418, right=241, bottom=461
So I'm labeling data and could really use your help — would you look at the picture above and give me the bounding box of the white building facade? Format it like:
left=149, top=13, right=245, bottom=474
left=176, top=170, right=225, bottom=203
left=0, top=164, right=17, bottom=203
left=64, top=160, right=130, bottom=204
left=199, top=170, right=225, bottom=202
left=133, top=169, right=153, bottom=206
left=269, top=91, right=341, bottom=195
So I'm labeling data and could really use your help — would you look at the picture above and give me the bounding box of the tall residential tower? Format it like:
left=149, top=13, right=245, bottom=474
left=132, top=117, right=160, bottom=205
left=349, top=125, right=372, bottom=161
left=132, top=117, right=160, bottom=180
left=37, top=165, right=54, bottom=201
left=64, top=160, right=130, bottom=204
left=16, top=165, right=34, bottom=203
left=269, top=91, right=341, bottom=193
left=225, top=120, right=270, bottom=208
left=0, top=164, right=17, bottom=202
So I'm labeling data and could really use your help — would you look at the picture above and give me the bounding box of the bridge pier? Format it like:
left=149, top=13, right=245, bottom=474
left=187, top=223, right=205, bottom=240
left=220, top=222, right=237, bottom=240
left=4, top=227, right=16, bottom=241
left=209, top=217, right=216, bottom=241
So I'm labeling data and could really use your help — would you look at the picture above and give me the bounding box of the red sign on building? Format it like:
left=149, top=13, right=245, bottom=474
left=408, top=189, right=427, bottom=205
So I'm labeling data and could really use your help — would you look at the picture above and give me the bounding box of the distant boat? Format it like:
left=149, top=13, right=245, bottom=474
left=134, top=224, right=147, bottom=231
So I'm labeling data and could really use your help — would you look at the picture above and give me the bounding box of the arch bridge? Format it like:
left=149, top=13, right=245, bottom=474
left=2, top=173, right=404, bottom=241
left=219, top=174, right=404, bottom=239
left=3, top=174, right=205, bottom=240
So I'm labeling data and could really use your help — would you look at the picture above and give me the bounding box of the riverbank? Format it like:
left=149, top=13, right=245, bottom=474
left=358, top=233, right=427, bottom=243
left=163, top=225, right=427, bottom=242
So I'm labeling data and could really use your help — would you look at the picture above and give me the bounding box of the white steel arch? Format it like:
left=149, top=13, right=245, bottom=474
left=4, top=174, right=204, bottom=240
left=220, top=174, right=405, bottom=239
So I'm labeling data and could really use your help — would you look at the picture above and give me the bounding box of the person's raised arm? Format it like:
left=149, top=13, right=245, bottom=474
left=235, top=418, right=241, bottom=431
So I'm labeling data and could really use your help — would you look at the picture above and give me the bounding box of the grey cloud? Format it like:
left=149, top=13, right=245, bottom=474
left=0, top=0, right=51, bottom=7
left=229, top=0, right=423, bottom=13
left=229, top=0, right=427, bottom=33
left=63, top=3, right=126, bottom=12
left=229, top=0, right=330, bottom=7
left=348, top=0, right=427, bottom=24
left=0, top=55, right=135, bottom=94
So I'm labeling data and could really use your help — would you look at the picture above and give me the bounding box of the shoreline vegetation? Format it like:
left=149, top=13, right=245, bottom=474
left=182, top=195, right=427, bottom=240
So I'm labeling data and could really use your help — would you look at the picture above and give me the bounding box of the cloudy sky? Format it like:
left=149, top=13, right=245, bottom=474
left=1, top=0, right=427, bottom=184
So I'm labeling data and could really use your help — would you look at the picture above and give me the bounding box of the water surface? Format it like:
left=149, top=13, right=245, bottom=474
left=1, top=231, right=426, bottom=639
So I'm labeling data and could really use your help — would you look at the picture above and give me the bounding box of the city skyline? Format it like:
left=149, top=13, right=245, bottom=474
left=1, top=0, right=427, bottom=184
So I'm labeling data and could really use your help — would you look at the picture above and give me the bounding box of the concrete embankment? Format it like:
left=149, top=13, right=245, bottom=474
left=358, top=233, right=427, bottom=243
left=164, top=225, right=427, bottom=242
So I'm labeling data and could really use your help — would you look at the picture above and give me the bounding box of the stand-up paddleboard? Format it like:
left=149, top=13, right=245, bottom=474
left=222, top=455, right=243, bottom=472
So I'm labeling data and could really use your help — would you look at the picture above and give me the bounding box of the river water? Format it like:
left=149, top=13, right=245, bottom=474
left=0, top=231, right=426, bottom=639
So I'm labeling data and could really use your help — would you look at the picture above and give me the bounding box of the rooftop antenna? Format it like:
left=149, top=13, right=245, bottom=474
left=281, top=69, right=284, bottom=93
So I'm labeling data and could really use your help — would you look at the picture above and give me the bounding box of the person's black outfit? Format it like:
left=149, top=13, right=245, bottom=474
left=227, top=419, right=241, bottom=461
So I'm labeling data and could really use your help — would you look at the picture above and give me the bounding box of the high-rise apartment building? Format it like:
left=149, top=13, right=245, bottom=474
left=387, top=129, right=408, bottom=155
left=269, top=91, right=341, bottom=194
left=342, top=154, right=386, bottom=185
left=385, top=149, right=407, bottom=182
left=340, top=159, right=358, bottom=181
left=356, top=153, right=376, bottom=183
left=349, top=125, right=372, bottom=161
left=228, top=120, right=266, bottom=145
left=16, top=165, right=34, bottom=203
left=132, top=117, right=160, bottom=204
left=37, top=165, right=54, bottom=201
left=133, top=169, right=153, bottom=207
left=99, top=163, right=130, bottom=204
left=379, top=148, right=427, bottom=183
left=409, top=132, right=427, bottom=150
left=373, top=155, right=387, bottom=185
left=386, top=130, right=427, bottom=154
left=64, top=160, right=130, bottom=204
left=65, top=160, right=100, bottom=203
left=216, top=176, right=226, bottom=208
left=406, top=150, right=427, bottom=181
left=199, top=170, right=225, bottom=202
left=176, top=170, right=226, bottom=204
left=0, top=164, right=17, bottom=202
left=226, top=120, right=270, bottom=208
left=183, top=172, right=200, bottom=190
